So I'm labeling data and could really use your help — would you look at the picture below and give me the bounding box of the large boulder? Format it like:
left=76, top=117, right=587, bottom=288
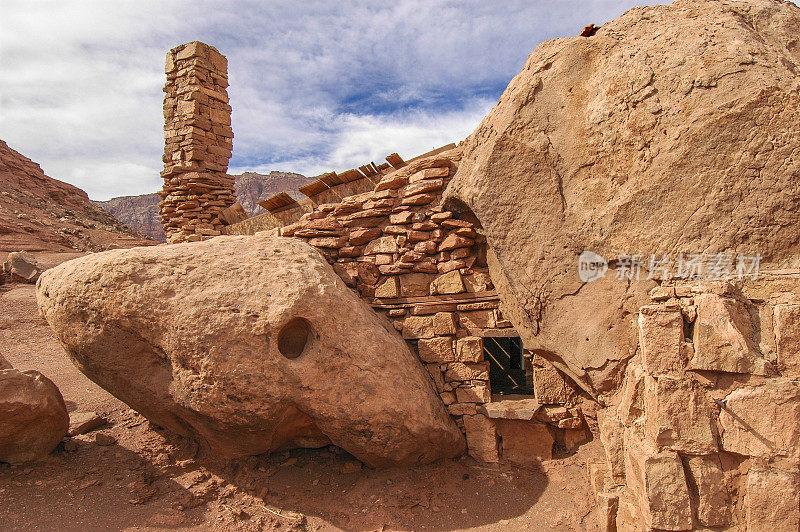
left=36, top=234, right=465, bottom=467
left=444, top=0, right=800, bottom=395
left=0, top=369, right=69, bottom=464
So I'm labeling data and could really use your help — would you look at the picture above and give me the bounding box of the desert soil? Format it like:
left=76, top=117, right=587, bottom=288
left=0, top=253, right=597, bottom=532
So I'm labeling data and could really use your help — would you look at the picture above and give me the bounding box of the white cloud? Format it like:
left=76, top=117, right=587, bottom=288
left=230, top=97, right=494, bottom=177
left=0, top=0, right=671, bottom=200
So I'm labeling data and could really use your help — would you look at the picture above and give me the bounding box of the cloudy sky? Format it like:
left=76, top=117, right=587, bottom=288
left=1, top=1, right=667, bottom=201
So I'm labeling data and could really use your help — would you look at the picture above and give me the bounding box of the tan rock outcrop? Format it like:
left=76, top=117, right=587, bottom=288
left=445, top=0, right=800, bottom=395
left=36, top=235, right=465, bottom=467
left=0, top=369, right=69, bottom=464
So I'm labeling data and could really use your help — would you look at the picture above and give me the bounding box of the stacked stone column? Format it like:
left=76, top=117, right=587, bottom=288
left=159, top=41, right=234, bottom=243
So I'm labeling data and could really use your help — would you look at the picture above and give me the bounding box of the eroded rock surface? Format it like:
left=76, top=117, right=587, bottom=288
left=0, top=368, right=69, bottom=464
left=37, top=234, right=465, bottom=467
left=445, top=0, right=800, bottom=395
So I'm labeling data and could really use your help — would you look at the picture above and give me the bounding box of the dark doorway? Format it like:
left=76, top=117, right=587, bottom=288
left=484, top=337, right=533, bottom=395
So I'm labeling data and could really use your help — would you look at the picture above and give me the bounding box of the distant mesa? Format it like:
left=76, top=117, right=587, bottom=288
left=95, top=170, right=308, bottom=243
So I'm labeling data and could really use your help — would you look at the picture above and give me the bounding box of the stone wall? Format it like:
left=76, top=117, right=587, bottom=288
left=593, top=277, right=800, bottom=531
left=159, top=41, right=234, bottom=243
left=265, top=146, right=584, bottom=464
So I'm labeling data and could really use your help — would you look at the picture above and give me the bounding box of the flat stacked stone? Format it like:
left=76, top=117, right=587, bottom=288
left=278, top=147, right=584, bottom=456
left=159, top=41, right=234, bottom=243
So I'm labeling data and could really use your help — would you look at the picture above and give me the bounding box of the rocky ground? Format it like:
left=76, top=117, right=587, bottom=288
left=0, top=253, right=598, bottom=532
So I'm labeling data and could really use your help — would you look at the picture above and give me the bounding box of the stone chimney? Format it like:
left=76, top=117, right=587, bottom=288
left=159, top=41, right=234, bottom=243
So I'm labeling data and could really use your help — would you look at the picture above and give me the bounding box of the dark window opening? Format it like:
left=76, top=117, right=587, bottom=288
left=484, top=337, right=534, bottom=395
left=683, top=314, right=694, bottom=341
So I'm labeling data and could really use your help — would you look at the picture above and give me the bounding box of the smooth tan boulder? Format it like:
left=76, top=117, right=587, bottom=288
left=37, top=234, right=465, bottom=467
left=0, top=369, right=69, bottom=464
left=444, top=0, right=800, bottom=395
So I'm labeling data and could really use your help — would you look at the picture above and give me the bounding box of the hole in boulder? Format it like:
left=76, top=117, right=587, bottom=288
left=278, top=317, right=312, bottom=359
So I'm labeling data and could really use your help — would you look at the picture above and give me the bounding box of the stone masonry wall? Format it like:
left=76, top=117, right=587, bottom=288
left=159, top=41, right=234, bottom=243
left=592, top=278, right=800, bottom=531
left=271, top=146, right=585, bottom=464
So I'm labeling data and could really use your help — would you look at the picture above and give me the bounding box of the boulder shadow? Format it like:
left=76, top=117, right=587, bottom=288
left=203, top=445, right=550, bottom=531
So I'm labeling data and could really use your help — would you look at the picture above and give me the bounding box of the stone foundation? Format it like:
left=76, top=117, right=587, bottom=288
left=595, top=277, right=800, bottom=531
left=267, top=147, right=585, bottom=463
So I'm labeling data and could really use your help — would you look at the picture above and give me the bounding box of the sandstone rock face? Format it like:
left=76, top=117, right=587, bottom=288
left=0, top=353, right=11, bottom=370
left=719, top=379, right=800, bottom=459
left=638, top=305, right=686, bottom=377
left=445, top=0, right=800, bottom=395
left=36, top=234, right=465, bottom=467
left=745, top=464, right=800, bottom=531
left=686, top=455, right=731, bottom=528
left=0, top=369, right=69, bottom=464
left=624, top=435, right=692, bottom=531
left=643, top=374, right=718, bottom=454
left=774, top=303, right=800, bottom=377
left=690, top=294, right=767, bottom=375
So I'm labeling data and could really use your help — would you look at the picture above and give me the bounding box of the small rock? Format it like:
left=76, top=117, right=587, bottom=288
left=2, top=251, right=44, bottom=283
left=340, top=461, right=362, bottom=474
left=94, top=433, right=117, bottom=446
left=68, top=412, right=106, bottom=436
left=63, top=439, right=79, bottom=452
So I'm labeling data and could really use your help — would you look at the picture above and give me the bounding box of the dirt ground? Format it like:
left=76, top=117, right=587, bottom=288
left=0, top=253, right=599, bottom=531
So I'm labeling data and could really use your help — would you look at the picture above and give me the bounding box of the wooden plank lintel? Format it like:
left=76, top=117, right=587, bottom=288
left=371, top=290, right=498, bottom=308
